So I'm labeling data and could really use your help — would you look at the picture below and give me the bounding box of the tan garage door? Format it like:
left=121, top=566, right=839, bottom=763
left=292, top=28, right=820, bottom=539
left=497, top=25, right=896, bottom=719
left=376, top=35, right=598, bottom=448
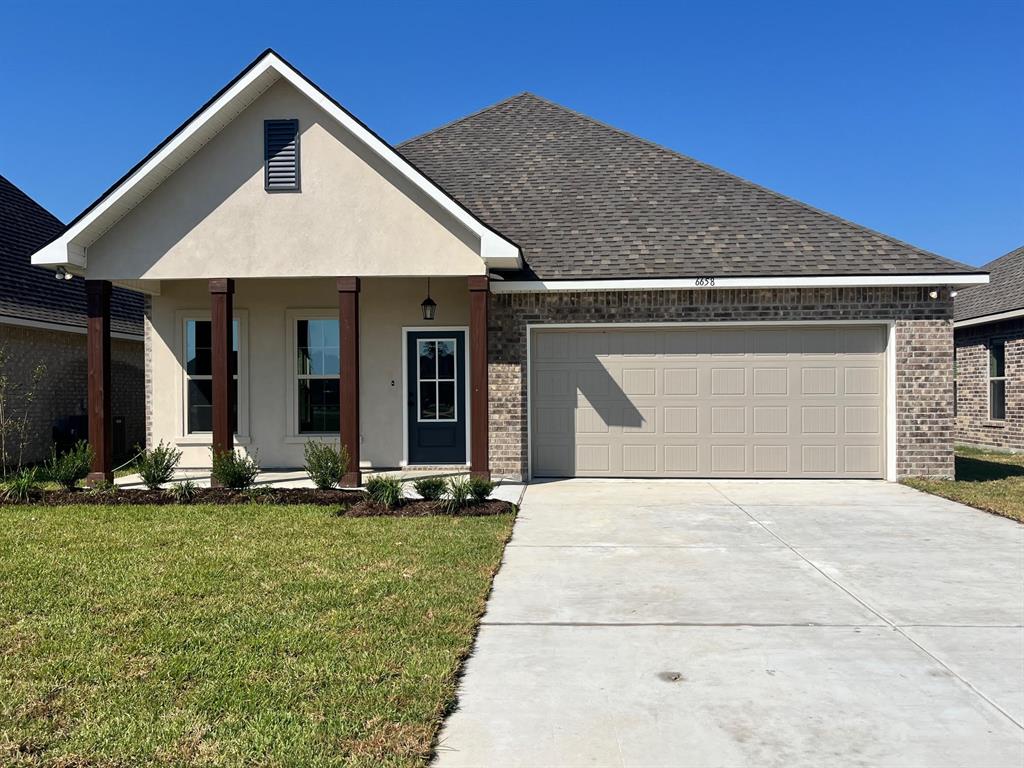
left=530, top=325, right=887, bottom=478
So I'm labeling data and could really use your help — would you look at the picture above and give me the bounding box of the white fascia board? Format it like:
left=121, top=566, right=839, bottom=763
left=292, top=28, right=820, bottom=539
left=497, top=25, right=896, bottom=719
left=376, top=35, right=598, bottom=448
left=954, top=307, right=1024, bottom=328
left=490, top=274, right=990, bottom=293
left=32, top=51, right=521, bottom=271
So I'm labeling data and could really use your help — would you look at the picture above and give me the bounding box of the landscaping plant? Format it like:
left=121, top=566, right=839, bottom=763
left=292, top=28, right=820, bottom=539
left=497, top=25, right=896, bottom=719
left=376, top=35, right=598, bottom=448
left=136, top=440, right=182, bottom=489
left=45, top=440, right=93, bottom=490
left=169, top=478, right=199, bottom=503
left=412, top=475, right=446, bottom=501
left=303, top=439, right=349, bottom=489
left=365, top=474, right=405, bottom=509
left=1, top=467, right=39, bottom=503
left=468, top=475, right=495, bottom=503
left=210, top=448, right=260, bottom=490
left=442, top=476, right=474, bottom=513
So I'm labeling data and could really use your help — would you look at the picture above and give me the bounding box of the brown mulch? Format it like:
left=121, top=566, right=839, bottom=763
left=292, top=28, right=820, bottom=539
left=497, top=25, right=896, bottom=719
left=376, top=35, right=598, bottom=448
left=5, top=487, right=514, bottom=516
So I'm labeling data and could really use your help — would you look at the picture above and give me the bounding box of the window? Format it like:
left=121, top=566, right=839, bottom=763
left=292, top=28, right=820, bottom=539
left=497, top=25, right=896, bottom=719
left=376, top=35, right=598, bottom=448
left=264, top=119, right=300, bottom=191
left=417, top=339, right=457, bottom=421
left=185, top=319, right=239, bottom=433
left=989, top=340, right=1006, bottom=420
left=296, top=319, right=339, bottom=433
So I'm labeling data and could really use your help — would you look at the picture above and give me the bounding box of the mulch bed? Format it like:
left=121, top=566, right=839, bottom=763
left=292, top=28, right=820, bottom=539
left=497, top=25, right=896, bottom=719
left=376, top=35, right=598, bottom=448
left=7, top=487, right=514, bottom=516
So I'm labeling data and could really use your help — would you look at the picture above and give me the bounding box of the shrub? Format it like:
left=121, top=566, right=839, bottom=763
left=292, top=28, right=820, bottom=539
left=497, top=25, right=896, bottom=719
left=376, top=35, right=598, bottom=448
left=88, top=479, right=118, bottom=496
left=303, top=440, right=349, bottom=489
left=412, top=476, right=446, bottom=501
left=45, top=441, right=93, bottom=491
left=210, top=448, right=260, bottom=490
left=136, top=441, right=182, bottom=490
left=366, top=474, right=405, bottom=509
left=170, top=478, right=199, bottom=503
left=2, top=468, right=39, bottom=503
left=442, top=476, right=473, bottom=513
left=467, top=475, right=494, bottom=503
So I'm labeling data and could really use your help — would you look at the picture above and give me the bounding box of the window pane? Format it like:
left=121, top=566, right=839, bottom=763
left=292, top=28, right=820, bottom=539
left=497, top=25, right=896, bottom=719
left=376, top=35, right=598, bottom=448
left=188, top=379, right=238, bottom=433
left=419, top=381, right=437, bottom=420
left=437, top=381, right=456, bottom=420
left=186, top=320, right=211, bottom=375
left=437, top=340, right=455, bottom=379
left=990, top=379, right=1006, bottom=420
left=297, top=319, right=339, bottom=376
left=298, top=379, right=340, bottom=433
left=990, top=341, right=1005, bottom=377
left=419, top=341, right=436, bottom=380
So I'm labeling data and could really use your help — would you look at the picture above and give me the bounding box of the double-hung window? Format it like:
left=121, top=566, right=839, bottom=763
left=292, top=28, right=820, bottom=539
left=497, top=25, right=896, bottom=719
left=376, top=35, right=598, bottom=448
left=296, top=318, right=340, bottom=433
left=185, top=318, right=240, bottom=434
left=989, top=340, right=1006, bottom=421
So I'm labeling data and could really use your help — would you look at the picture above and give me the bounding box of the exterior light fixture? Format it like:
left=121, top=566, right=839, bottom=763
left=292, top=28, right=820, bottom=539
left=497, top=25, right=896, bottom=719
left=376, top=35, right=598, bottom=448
left=421, top=278, right=437, bottom=321
left=929, top=290, right=939, bottom=299
left=54, top=266, right=73, bottom=281
left=950, top=290, right=958, bottom=298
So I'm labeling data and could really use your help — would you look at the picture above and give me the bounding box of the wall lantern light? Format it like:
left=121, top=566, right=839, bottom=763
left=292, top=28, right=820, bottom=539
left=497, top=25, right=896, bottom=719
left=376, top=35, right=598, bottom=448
left=421, top=278, right=437, bottom=321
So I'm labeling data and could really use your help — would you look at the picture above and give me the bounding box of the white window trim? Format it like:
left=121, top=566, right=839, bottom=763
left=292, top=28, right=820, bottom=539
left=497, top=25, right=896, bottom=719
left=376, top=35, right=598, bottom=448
left=415, top=337, right=459, bottom=424
left=988, top=339, right=1007, bottom=422
left=174, top=309, right=250, bottom=445
left=284, top=309, right=340, bottom=442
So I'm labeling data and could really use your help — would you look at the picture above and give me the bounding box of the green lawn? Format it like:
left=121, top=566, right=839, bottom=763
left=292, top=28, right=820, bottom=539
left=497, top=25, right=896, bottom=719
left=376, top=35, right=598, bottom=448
left=0, top=504, right=514, bottom=767
left=904, top=446, right=1024, bottom=523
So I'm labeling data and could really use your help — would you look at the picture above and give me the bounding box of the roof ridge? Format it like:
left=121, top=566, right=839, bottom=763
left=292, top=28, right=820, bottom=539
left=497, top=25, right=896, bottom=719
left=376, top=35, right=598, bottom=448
left=398, top=92, right=537, bottom=147
left=981, top=244, right=1024, bottom=270
left=493, top=93, right=980, bottom=273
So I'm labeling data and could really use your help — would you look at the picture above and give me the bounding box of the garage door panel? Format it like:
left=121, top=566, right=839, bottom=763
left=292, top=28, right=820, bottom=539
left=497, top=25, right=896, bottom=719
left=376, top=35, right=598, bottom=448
left=532, top=326, right=885, bottom=479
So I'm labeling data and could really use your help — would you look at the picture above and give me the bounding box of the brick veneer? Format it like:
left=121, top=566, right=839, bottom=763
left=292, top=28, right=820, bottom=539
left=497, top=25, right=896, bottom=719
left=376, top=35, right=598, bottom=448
left=488, top=287, right=954, bottom=481
left=0, top=323, right=144, bottom=466
left=954, top=317, right=1024, bottom=451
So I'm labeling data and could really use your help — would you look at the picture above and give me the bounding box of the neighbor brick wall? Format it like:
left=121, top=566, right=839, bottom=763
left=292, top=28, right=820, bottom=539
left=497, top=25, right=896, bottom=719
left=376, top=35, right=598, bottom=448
left=954, top=317, right=1024, bottom=451
left=488, top=287, right=954, bottom=481
left=0, top=323, right=145, bottom=467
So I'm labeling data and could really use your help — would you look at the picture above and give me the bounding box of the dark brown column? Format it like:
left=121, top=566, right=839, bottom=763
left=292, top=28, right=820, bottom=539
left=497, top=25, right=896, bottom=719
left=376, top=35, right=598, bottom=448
left=468, top=275, right=490, bottom=480
left=209, top=279, right=235, bottom=470
left=85, top=280, right=113, bottom=485
left=338, top=277, right=361, bottom=487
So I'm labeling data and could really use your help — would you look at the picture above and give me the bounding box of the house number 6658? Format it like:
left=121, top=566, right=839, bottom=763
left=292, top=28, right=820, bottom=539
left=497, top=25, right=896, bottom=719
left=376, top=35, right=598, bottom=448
left=694, top=277, right=716, bottom=287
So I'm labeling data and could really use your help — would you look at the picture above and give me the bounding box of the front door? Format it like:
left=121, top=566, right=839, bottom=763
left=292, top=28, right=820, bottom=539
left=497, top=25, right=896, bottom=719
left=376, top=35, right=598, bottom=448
left=407, top=330, right=467, bottom=464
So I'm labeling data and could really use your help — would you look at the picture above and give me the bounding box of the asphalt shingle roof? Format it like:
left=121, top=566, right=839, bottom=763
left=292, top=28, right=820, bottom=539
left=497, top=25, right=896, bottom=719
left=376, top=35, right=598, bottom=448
left=399, top=93, right=980, bottom=281
left=954, top=245, right=1024, bottom=323
left=0, top=174, right=143, bottom=337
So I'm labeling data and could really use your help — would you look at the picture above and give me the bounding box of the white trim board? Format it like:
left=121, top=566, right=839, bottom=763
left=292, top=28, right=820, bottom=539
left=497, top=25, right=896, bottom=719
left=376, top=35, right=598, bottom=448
left=525, top=320, right=897, bottom=482
left=954, top=307, right=1024, bottom=328
left=492, top=274, right=988, bottom=293
left=32, top=50, right=521, bottom=272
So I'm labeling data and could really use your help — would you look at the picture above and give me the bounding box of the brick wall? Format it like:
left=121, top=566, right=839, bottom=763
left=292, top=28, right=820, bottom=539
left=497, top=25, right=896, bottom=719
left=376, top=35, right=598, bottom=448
left=0, top=323, right=145, bottom=467
left=488, top=287, right=953, bottom=481
left=954, top=318, right=1024, bottom=451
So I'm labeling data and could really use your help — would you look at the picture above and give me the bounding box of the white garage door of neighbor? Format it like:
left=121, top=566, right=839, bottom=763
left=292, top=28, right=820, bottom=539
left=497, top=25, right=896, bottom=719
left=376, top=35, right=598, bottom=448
left=530, top=325, right=887, bottom=479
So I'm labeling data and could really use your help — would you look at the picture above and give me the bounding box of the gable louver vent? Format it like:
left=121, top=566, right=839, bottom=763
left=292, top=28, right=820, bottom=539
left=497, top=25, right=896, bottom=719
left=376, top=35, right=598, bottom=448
left=264, top=119, right=300, bottom=191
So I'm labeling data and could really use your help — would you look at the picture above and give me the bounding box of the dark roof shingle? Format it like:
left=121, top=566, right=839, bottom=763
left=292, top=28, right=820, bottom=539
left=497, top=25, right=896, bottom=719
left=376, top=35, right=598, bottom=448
left=399, top=93, right=980, bottom=281
left=0, top=174, right=142, bottom=336
left=954, top=245, right=1024, bottom=322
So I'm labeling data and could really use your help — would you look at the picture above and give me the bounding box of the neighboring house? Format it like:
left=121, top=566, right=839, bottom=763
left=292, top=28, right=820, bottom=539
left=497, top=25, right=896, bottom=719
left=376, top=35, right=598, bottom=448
left=31, top=50, right=986, bottom=484
left=954, top=245, right=1024, bottom=451
left=0, top=174, right=145, bottom=466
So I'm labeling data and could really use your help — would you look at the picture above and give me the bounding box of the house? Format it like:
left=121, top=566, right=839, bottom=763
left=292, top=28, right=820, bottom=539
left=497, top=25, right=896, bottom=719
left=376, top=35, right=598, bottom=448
left=954, top=245, right=1024, bottom=451
left=0, top=174, right=144, bottom=467
left=30, top=50, right=987, bottom=485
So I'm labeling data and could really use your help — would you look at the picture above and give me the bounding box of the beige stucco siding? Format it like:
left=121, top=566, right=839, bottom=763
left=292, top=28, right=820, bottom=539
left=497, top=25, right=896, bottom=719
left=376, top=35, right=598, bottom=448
left=148, top=277, right=470, bottom=468
left=87, top=80, right=485, bottom=280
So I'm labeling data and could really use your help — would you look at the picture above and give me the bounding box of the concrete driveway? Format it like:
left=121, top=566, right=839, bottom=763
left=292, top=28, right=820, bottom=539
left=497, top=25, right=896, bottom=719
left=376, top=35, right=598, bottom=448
left=434, top=480, right=1024, bottom=768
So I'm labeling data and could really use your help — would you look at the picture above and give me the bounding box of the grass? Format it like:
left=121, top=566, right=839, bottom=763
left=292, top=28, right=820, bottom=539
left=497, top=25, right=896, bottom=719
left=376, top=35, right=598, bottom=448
left=0, top=504, right=514, bottom=767
left=904, top=445, right=1024, bottom=523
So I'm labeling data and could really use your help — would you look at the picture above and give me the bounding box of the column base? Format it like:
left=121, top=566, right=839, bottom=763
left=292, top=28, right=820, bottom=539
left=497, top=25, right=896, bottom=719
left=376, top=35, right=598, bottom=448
left=342, top=470, right=362, bottom=488
left=86, top=471, right=114, bottom=486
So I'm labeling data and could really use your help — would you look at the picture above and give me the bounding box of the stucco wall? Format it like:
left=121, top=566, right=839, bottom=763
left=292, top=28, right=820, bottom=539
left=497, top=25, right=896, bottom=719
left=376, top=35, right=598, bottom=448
left=87, top=80, right=485, bottom=281
left=954, top=318, right=1024, bottom=451
left=0, top=323, right=144, bottom=467
left=147, top=277, right=470, bottom=468
left=488, top=287, right=954, bottom=481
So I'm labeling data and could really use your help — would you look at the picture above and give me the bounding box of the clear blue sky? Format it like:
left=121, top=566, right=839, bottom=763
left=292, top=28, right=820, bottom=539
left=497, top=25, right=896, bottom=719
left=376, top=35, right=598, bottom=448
left=2, top=0, right=1020, bottom=266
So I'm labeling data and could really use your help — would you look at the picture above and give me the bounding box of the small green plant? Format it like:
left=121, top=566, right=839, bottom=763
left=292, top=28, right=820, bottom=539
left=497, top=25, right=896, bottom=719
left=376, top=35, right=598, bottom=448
left=169, top=478, right=199, bottom=503
left=88, top=479, right=118, bottom=496
left=303, top=440, right=349, bottom=489
left=412, top=476, right=446, bottom=501
left=45, top=441, right=93, bottom=491
left=244, top=486, right=275, bottom=504
left=365, top=474, right=405, bottom=509
left=136, top=441, right=182, bottom=490
left=210, top=448, right=260, bottom=490
left=467, top=475, right=494, bottom=503
left=2, top=467, right=39, bottom=503
left=442, top=476, right=473, bottom=513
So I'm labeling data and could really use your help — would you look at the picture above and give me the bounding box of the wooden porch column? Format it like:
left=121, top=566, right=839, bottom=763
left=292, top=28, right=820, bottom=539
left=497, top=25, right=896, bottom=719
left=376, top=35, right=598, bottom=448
left=338, top=277, right=361, bottom=487
left=468, top=275, right=490, bottom=480
left=85, top=280, right=113, bottom=485
left=209, top=279, right=235, bottom=469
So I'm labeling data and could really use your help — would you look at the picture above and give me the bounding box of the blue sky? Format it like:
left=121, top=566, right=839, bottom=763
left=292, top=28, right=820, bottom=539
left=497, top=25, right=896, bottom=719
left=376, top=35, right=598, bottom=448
left=2, top=0, right=1020, bottom=266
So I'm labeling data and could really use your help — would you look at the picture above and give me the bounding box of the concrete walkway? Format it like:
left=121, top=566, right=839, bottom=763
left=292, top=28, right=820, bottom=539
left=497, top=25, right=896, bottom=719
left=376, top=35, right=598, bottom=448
left=434, top=480, right=1024, bottom=768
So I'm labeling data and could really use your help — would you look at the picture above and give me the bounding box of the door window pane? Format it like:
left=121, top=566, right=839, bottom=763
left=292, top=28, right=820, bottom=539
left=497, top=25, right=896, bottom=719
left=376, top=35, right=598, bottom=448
left=437, top=340, right=455, bottom=379
left=419, top=382, right=437, bottom=420
left=437, top=381, right=456, bottom=420
left=298, top=378, right=340, bottom=433
left=419, top=341, right=436, bottom=379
